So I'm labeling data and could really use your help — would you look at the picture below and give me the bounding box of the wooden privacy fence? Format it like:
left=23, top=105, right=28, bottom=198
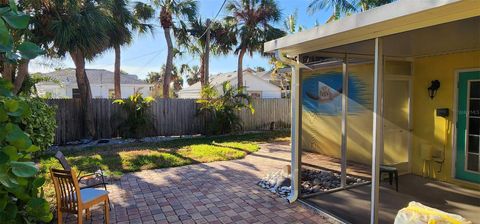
left=46, top=98, right=291, bottom=145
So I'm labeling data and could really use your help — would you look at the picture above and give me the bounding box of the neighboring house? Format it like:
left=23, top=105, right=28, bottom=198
left=265, top=0, right=479, bottom=223
left=178, top=69, right=282, bottom=99
left=256, top=68, right=291, bottom=98
left=36, top=69, right=153, bottom=98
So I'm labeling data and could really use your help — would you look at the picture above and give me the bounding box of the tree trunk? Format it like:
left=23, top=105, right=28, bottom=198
left=163, top=27, right=174, bottom=98
left=199, top=54, right=205, bottom=87
left=13, top=60, right=29, bottom=94
left=204, top=19, right=211, bottom=87
left=70, top=49, right=96, bottom=138
left=2, top=62, right=14, bottom=83
left=114, top=45, right=121, bottom=99
left=237, top=47, right=247, bottom=90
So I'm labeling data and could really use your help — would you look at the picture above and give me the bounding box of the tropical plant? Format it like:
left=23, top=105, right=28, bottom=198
left=308, top=0, right=395, bottom=22
left=225, top=0, right=285, bottom=90
left=148, top=0, right=197, bottom=98
left=146, top=64, right=183, bottom=97
left=0, top=79, right=53, bottom=223
left=175, top=17, right=237, bottom=87
left=0, top=1, right=44, bottom=95
left=106, top=0, right=154, bottom=99
left=31, top=0, right=115, bottom=137
left=112, top=91, right=155, bottom=138
left=17, top=73, right=61, bottom=97
left=197, top=81, right=254, bottom=135
left=307, top=0, right=356, bottom=22
left=180, top=64, right=200, bottom=86
left=284, top=9, right=303, bottom=34
left=20, top=98, right=56, bottom=152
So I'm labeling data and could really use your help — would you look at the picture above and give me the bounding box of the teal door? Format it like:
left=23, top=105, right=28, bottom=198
left=456, top=71, right=480, bottom=183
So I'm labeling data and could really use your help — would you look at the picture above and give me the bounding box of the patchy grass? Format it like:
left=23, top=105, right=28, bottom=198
left=38, top=131, right=289, bottom=205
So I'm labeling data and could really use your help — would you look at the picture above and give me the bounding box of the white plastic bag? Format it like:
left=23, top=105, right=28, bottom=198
left=394, top=202, right=471, bottom=224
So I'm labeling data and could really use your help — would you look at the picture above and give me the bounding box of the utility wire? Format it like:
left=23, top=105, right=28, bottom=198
left=197, top=0, right=228, bottom=40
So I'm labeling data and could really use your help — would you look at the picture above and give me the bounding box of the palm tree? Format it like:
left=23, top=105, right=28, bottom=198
left=225, top=0, right=285, bottom=90
left=106, top=0, right=154, bottom=99
left=151, top=0, right=197, bottom=98
left=307, top=0, right=356, bottom=22
left=180, top=64, right=201, bottom=86
left=308, top=0, right=395, bottom=22
left=284, top=9, right=303, bottom=34
left=175, top=17, right=237, bottom=87
left=32, top=0, right=114, bottom=137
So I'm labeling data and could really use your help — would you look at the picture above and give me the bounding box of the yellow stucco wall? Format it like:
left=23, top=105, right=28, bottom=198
left=301, top=51, right=480, bottom=189
left=301, top=62, right=411, bottom=167
left=412, top=50, right=480, bottom=189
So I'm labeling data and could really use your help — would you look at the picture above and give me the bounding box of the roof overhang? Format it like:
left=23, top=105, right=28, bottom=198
left=264, top=0, right=480, bottom=55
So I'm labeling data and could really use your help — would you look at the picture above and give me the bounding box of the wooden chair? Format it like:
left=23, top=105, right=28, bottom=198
left=55, top=151, right=108, bottom=190
left=50, top=168, right=110, bottom=224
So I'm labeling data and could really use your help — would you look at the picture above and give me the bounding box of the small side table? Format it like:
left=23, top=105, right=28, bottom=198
left=380, top=165, right=398, bottom=192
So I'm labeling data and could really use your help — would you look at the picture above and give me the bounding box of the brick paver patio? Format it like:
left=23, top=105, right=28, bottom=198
left=65, top=142, right=331, bottom=224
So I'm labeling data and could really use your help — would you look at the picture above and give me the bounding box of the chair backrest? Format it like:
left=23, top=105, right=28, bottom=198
left=55, top=151, right=71, bottom=171
left=50, top=168, right=81, bottom=213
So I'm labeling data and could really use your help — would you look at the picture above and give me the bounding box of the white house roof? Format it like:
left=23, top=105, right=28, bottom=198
left=264, top=0, right=480, bottom=55
left=37, top=69, right=149, bottom=85
left=179, top=69, right=280, bottom=94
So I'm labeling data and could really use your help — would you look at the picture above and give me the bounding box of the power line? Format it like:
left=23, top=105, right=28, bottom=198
left=197, top=0, right=228, bottom=40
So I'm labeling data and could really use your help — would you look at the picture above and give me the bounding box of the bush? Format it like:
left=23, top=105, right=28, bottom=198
left=20, top=98, right=56, bottom=151
left=0, top=79, right=53, bottom=223
left=197, top=81, right=254, bottom=135
left=112, top=91, right=155, bottom=138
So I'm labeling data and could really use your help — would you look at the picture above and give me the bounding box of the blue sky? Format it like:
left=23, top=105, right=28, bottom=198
left=30, top=0, right=331, bottom=80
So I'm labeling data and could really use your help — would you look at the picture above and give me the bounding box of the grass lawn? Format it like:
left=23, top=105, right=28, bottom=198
left=39, top=131, right=289, bottom=203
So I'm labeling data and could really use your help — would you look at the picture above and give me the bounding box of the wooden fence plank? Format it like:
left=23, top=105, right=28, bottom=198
left=46, top=98, right=291, bottom=144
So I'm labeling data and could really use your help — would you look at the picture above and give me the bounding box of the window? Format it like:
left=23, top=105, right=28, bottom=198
left=467, top=80, right=480, bottom=172
left=72, top=88, right=80, bottom=99
left=248, top=91, right=262, bottom=99
left=108, top=89, right=115, bottom=98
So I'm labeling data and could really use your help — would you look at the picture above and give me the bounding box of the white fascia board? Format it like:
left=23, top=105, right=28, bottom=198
left=264, top=0, right=479, bottom=55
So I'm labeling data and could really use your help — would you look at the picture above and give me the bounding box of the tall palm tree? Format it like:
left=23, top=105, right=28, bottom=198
left=308, top=0, right=395, bottom=22
left=307, top=0, right=356, bottom=22
left=175, top=17, right=237, bottom=87
left=151, top=0, right=197, bottom=98
left=106, top=0, right=154, bottom=99
left=225, top=0, right=285, bottom=90
left=32, top=0, right=113, bottom=137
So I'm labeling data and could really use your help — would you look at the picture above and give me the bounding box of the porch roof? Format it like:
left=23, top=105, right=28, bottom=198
left=264, top=0, right=480, bottom=56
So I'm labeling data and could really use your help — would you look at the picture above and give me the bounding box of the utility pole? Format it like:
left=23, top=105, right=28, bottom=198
left=204, top=19, right=211, bottom=86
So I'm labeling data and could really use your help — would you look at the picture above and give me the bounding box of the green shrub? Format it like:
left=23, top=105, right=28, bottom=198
left=0, top=79, right=53, bottom=223
left=112, top=91, right=155, bottom=138
left=20, top=98, right=56, bottom=151
left=197, top=81, right=254, bottom=135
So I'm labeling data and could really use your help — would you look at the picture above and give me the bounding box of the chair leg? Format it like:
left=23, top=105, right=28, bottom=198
left=86, top=208, right=91, bottom=220
left=57, top=209, right=63, bottom=224
left=394, top=170, right=399, bottom=192
left=77, top=210, right=83, bottom=224
left=104, top=199, right=110, bottom=224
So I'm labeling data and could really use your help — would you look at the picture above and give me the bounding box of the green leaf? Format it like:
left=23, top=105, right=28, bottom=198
left=5, top=123, right=32, bottom=150
left=2, top=146, right=18, bottom=161
left=0, top=173, right=17, bottom=188
left=32, top=177, right=45, bottom=188
left=0, top=19, right=13, bottom=52
left=10, top=161, right=37, bottom=178
left=2, top=12, right=29, bottom=29
left=4, top=99, right=18, bottom=112
left=8, top=0, right=17, bottom=13
left=26, top=198, right=52, bottom=222
left=0, top=107, right=8, bottom=122
left=0, top=152, right=8, bottom=165
left=0, top=7, right=10, bottom=16
left=0, top=193, right=7, bottom=210
left=17, top=41, right=44, bottom=59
